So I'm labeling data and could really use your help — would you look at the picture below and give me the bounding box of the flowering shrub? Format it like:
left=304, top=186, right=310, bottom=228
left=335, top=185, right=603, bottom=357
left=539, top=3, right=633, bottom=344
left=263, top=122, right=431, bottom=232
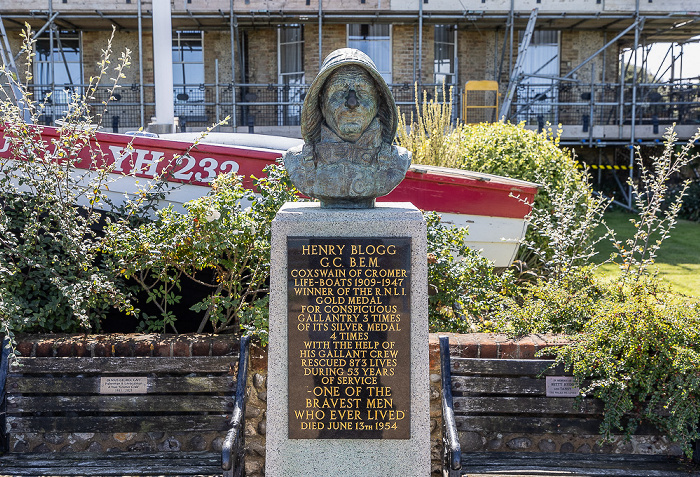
left=554, top=279, right=700, bottom=457
left=396, top=85, right=593, bottom=267
left=104, top=164, right=299, bottom=341
left=425, top=211, right=515, bottom=332
left=0, top=27, right=135, bottom=337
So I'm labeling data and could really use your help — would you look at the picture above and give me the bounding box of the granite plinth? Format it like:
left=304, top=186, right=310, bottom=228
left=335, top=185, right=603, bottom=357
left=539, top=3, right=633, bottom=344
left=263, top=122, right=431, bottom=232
left=266, top=202, right=430, bottom=477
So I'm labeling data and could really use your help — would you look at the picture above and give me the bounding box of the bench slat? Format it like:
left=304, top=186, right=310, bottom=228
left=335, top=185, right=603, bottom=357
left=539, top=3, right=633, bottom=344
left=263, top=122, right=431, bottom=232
left=8, top=375, right=233, bottom=394
left=7, top=394, right=233, bottom=413
left=462, top=452, right=698, bottom=476
left=456, top=414, right=668, bottom=436
left=6, top=414, right=230, bottom=433
left=456, top=415, right=604, bottom=434
left=451, top=376, right=547, bottom=395
left=451, top=358, right=564, bottom=376
left=9, top=356, right=237, bottom=374
left=453, top=396, right=603, bottom=415
left=0, top=453, right=222, bottom=476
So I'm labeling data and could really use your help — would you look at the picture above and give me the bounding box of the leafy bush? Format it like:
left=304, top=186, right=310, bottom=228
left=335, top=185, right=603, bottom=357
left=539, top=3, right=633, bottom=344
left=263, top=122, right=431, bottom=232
left=425, top=211, right=515, bottom=333
left=396, top=91, right=594, bottom=267
left=494, top=267, right=606, bottom=336
left=0, top=27, right=135, bottom=334
left=104, top=164, right=300, bottom=342
left=488, top=127, right=700, bottom=454
left=553, top=280, right=700, bottom=456
left=669, top=179, right=700, bottom=222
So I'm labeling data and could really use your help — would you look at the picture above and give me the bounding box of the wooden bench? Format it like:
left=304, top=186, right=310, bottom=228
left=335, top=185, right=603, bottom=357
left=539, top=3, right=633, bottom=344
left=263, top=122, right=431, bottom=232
left=439, top=336, right=700, bottom=477
left=0, top=335, right=250, bottom=477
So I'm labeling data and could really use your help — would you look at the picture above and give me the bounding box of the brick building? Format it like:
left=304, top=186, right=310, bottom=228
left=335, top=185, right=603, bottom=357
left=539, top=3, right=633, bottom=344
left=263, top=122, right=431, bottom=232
left=1, top=0, right=700, bottom=190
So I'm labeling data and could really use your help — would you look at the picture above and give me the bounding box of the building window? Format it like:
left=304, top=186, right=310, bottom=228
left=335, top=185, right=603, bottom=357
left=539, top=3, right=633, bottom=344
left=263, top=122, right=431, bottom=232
left=33, top=31, right=82, bottom=124
left=278, top=25, right=305, bottom=126
left=348, top=24, right=392, bottom=83
left=35, top=31, right=82, bottom=87
left=434, top=25, right=456, bottom=85
left=517, top=31, right=560, bottom=124
left=172, top=31, right=205, bottom=126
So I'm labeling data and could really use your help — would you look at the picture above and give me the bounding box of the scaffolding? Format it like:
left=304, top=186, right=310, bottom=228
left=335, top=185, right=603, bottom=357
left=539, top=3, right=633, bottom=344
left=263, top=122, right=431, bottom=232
left=1, top=2, right=699, bottom=143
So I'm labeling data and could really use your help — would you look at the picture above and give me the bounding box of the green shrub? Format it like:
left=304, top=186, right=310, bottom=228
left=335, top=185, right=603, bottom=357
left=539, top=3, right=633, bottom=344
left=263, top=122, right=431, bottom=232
left=553, top=279, right=700, bottom=457
left=396, top=91, right=594, bottom=267
left=104, top=163, right=300, bottom=341
left=425, top=211, right=515, bottom=333
left=0, top=27, right=135, bottom=334
left=493, top=127, right=700, bottom=453
left=669, top=179, right=700, bottom=222
left=494, top=267, right=606, bottom=336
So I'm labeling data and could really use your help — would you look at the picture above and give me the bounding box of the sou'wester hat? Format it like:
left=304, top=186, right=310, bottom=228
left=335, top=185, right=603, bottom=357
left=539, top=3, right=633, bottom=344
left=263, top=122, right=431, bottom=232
left=301, top=48, right=398, bottom=145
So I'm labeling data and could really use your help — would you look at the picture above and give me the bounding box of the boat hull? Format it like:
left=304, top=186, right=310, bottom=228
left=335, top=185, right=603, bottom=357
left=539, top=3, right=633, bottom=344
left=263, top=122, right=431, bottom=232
left=0, top=126, right=538, bottom=267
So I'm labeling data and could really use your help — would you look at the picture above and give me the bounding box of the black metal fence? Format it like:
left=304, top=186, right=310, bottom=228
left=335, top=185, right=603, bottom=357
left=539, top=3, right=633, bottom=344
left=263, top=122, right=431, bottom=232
left=25, top=81, right=700, bottom=134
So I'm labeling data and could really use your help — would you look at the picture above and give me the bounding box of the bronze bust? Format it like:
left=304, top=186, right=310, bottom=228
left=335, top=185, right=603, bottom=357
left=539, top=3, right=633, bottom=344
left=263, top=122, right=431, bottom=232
left=283, top=48, right=411, bottom=208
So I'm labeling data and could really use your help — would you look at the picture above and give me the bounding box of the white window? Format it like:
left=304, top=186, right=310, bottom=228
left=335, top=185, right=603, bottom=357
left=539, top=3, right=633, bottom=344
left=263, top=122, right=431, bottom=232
left=278, top=25, right=305, bottom=126
left=348, top=24, right=392, bottom=84
left=34, top=31, right=82, bottom=122
left=518, top=31, right=560, bottom=124
left=35, top=32, right=82, bottom=86
left=434, top=25, right=457, bottom=85
left=172, top=31, right=205, bottom=126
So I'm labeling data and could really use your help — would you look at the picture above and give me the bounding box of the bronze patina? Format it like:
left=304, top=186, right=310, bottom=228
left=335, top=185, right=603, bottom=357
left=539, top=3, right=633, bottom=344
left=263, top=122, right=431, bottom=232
left=284, top=48, right=411, bottom=208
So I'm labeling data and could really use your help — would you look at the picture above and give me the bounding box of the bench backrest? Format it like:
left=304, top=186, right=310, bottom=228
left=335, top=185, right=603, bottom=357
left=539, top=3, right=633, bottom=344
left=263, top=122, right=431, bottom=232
left=449, top=355, right=609, bottom=436
left=3, top=351, right=241, bottom=454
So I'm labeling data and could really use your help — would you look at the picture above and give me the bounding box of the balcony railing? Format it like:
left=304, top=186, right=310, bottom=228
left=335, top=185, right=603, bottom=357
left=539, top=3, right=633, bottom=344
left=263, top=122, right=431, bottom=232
left=510, top=81, right=700, bottom=133
left=24, top=81, right=700, bottom=138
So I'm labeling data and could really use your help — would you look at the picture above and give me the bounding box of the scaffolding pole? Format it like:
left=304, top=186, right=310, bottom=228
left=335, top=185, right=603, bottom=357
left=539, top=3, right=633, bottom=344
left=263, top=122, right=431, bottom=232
left=418, top=0, right=423, bottom=84
left=0, top=15, right=32, bottom=122
left=511, top=18, right=642, bottom=121
left=229, top=0, right=237, bottom=129
left=628, top=2, right=641, bottom=210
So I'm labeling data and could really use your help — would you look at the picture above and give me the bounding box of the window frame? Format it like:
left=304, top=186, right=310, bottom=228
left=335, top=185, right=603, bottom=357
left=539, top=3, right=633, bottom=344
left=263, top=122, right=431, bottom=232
left=277, top=25, right=306, bottom=126
left=347, top=24, right=393, bottom=84
left=34, top=30, right=83, bottom=87
left=434, top=25, right=458, bottom=85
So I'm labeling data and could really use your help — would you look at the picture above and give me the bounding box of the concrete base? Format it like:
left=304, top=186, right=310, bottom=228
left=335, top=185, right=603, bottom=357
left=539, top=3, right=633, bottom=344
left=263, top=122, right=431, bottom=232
left=146, top=123, right=174, bottom=134
left=266, top=202, right=430, bottom=477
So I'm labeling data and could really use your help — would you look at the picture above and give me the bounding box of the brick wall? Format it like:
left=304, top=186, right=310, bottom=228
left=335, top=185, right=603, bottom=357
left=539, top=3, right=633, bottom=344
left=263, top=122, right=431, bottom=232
left=244, top=28, right=277, bottom=84
left=305, top=24, right=347, bottom=79
left=204, top=31, right=237, bottom=85
left=392, top=24, right=433, bottom=85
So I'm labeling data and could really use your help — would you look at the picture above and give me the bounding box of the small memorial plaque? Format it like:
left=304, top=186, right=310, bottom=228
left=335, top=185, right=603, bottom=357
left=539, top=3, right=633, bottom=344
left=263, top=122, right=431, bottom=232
left=546, top=376, right=580, bottom=397
left=99, top=376, right=148, bottom=394
left=287, top=237, right=411, bottom=439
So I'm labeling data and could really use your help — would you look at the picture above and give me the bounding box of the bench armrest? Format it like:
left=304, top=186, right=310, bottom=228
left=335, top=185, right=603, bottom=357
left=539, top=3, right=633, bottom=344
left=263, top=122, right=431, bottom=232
left=439, top=336, right=461, bottom=477
left=222, top=335, right=251, bottom=475
left=1, top=337, right=11, bottom=452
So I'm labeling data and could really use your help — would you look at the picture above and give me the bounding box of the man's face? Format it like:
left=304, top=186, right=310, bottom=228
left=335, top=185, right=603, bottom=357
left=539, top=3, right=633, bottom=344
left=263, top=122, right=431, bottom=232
left=321, top=66, right=379, bottom=142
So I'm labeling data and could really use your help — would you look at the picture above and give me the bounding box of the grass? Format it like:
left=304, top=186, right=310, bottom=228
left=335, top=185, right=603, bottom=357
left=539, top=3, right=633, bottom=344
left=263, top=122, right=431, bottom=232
left=593, top=210, right=700, bottom=297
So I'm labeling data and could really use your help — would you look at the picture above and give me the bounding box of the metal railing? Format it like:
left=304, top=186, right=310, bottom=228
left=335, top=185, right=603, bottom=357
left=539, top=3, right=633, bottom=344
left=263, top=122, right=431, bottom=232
left=22, top=81, right=700, bottom=136
left=509, top=81, right=700, bottom=133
